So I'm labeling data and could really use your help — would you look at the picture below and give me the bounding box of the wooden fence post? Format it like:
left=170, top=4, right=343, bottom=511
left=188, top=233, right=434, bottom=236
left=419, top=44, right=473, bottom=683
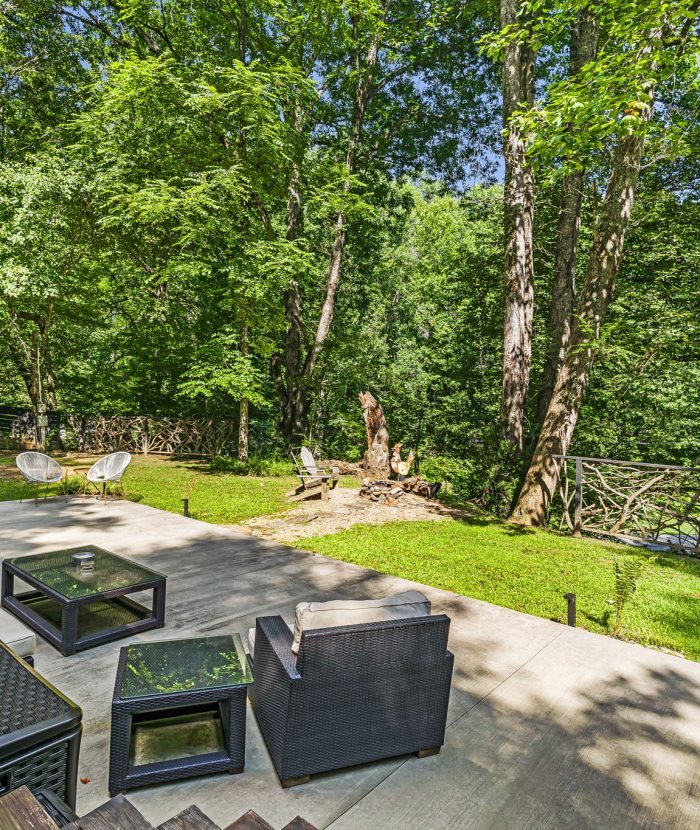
left=574, top=457, right=583, bottom=537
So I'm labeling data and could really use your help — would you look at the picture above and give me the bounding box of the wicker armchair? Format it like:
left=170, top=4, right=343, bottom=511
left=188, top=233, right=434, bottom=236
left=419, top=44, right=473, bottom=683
left=249, top=614, right=454, bottom=787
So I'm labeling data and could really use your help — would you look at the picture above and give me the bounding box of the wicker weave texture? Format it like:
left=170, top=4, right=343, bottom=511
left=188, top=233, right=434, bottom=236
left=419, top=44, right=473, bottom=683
left=0, top=648, right=73, bottom=737
left=2, top=740, right=69, bottom=800
left=250, top=614, right=454, bottom=782
left=0, top=645, right=82, bottom=809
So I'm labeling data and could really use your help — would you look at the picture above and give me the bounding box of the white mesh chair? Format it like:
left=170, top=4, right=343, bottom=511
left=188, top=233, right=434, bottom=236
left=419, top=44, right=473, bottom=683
left=16, top=451, right=66, bottom=506
left=83, top=451, right=131, bottom=501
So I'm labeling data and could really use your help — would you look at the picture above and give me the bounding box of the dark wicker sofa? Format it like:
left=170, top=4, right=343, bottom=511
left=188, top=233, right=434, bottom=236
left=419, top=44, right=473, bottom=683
left=249, top=613, right=454, bottom=787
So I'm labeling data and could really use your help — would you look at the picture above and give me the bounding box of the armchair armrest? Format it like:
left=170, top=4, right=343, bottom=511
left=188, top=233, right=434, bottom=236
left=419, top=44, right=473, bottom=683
left=255, top=616, right=301, bottom=680
left=250, top=617, right=302, bottom=777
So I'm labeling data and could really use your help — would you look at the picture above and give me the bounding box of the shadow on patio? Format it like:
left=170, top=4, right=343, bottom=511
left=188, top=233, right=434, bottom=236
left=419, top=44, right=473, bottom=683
left=0, top=497, right=698, bottom=829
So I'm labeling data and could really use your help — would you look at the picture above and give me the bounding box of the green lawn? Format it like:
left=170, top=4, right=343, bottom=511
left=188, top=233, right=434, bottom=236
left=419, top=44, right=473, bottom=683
left=0, top=453, right=297, bottom=524
left=301, top=517, right=700, bottom=661
left=2, top=452, right=698, bottom=660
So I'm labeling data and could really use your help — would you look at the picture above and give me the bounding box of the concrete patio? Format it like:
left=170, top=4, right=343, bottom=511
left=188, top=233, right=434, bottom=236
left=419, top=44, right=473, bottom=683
left=0, top=497, right=698, bottom=830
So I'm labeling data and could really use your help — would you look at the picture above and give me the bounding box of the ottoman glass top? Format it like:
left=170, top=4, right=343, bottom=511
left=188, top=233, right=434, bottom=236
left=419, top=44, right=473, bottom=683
left=119, top=635, right=253, bottom=699
left=5, top=546, right=165, bottom=599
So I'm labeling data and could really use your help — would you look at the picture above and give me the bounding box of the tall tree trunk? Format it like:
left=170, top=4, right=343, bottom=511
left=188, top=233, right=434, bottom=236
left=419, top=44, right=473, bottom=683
left=3, top=303, right=56, bottom=410
left=274, top=6, right=388, bottom=447
left=272, top=157, right=307, bottom=445
left=300, top=8, right=382, bottom=379
left=238, top=322, right=249, bottom=462
left=536, top=12, right=599, bottom=423
left=499, top=0, right=536, bottom=453
left=512, top=130, right=646, bottom=525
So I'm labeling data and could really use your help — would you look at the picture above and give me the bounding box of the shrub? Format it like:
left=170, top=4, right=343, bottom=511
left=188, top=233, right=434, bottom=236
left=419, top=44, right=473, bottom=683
left=419, top=442, right=522, bottom=517
left=210, top=455, right=291, bottom=477
left=612, top=554, right=649, bottom=637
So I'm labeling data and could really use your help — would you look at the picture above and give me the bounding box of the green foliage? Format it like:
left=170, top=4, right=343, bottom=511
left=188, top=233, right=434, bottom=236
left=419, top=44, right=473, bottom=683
left=612, top=553, right=649, bottom=637
left=209, top=455, right=292, bottom=477
left=483, top=0, right=700, bottom=180
left=0, top=0, right=698, bottom=503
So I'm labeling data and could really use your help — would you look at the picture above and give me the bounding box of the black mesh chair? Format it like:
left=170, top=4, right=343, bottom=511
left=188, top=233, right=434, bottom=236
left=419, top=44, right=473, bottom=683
left=249, top=614, right=454, bottom=787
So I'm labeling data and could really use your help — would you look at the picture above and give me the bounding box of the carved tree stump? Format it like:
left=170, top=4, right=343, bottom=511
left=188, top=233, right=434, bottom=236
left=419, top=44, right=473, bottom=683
left=358, top=391, right=390, bottom=476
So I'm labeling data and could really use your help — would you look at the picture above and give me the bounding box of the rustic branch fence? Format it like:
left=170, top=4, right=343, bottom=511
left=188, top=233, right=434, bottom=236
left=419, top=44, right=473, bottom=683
left=552, top=455, right=700, bottom=556
left=1, top=410, right=235, bottom=457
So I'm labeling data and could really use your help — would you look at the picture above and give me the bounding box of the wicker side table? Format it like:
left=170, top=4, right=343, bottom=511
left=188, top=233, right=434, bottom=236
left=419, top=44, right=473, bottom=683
left=0, top=642, right=82, bottom=809
left=109, top=635, right=253, bottom=795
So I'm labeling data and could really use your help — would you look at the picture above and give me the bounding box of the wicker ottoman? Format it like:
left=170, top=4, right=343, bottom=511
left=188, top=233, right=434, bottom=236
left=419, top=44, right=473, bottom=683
left=0, top=641, right=82, bottom=809
left=109, top=634, right=253, bottom=795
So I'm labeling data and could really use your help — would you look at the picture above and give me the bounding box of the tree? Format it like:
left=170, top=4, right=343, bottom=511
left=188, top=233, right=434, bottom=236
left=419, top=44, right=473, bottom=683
left=496, top=0, right=536, bottom=454
left=0, top=155, right=97, bottom=410
left=271, top=0, right=498, bottom=446
left=536, top=9, right=599, bottom=423
left=511, top=0, right=700, bottom=524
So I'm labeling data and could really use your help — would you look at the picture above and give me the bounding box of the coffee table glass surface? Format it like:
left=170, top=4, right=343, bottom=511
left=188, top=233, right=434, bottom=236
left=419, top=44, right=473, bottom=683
left=5, top=546, right=165, bottom=599
left=2, top=546, right=167, bottom=655
left=119, top=635, right=253, bottom=699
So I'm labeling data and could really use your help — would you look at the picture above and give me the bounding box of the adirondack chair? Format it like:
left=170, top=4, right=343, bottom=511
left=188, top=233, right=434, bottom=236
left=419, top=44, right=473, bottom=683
left=288, top=447, right=339, bottom=502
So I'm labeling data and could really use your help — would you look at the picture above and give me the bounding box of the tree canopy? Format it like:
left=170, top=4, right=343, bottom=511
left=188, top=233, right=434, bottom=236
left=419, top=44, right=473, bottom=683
left=1, top=0, right=698, bottom=516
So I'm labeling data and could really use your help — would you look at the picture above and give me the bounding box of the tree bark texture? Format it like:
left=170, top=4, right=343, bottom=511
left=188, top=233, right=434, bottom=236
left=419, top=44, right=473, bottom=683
left=238, top=322, right=249, bottom=462
left=499, top=0, right=536, bottom=454
left=274, top=5, right=388, bottom=447
left=512, top=130, right=646, bottom=525
left=359, top=391, right=390, bottom=475
left=536, top=11, right=599, bottom=423
left=272, top=154, right=307, bottom=444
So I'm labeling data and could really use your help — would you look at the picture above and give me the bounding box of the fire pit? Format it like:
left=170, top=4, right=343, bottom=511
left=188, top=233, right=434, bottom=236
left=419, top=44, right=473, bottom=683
left=359, top=479, right=405, bottom=505
left=359, top=476, right=440, bottom=504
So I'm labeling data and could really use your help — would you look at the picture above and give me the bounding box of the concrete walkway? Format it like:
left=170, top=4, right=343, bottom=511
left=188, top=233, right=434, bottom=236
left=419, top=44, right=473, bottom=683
left=0, top=498, right=698, bottom=830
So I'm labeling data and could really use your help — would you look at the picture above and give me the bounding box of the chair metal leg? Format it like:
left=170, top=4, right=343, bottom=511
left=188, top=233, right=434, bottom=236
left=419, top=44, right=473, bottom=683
left=19, top=480, right=31, bottom=505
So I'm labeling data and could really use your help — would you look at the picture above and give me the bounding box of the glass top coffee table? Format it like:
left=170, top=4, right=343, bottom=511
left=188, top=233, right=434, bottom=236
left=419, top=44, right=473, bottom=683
left=1, top=546, right=166, bottom=656
left=109, top=635, right=253, bottom=794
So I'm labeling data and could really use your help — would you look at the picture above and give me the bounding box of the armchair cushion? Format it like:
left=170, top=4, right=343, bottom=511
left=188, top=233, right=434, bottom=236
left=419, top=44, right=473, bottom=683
left=292, top=590, right=430, bottom=654
left=0, top=607, right=36, bottom=659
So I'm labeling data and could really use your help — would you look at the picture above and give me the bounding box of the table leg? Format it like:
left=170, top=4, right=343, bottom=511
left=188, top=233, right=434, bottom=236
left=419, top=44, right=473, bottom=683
left=1, top=566, right=14, bottom=606
left=108, top=707, right=132, bottom=796
left=227, top=689, right=247, bottom=774
left=153, top=581, right=167, bottom=628
left=61, top=603, right=78, bottom=656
